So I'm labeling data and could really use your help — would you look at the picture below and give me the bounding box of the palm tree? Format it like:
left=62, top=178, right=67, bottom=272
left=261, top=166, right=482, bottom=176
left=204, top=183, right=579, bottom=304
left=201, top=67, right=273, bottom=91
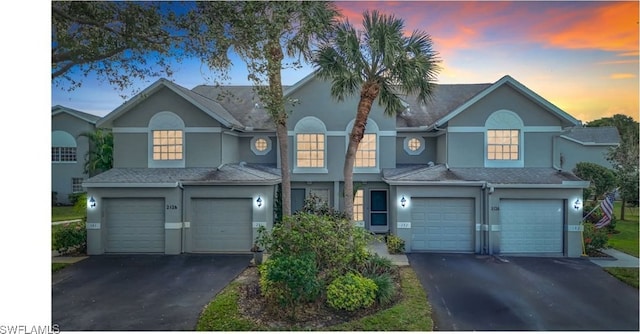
left=80, top=129, right=113, bottom=176
left=314, top=10, right=440, bottom=219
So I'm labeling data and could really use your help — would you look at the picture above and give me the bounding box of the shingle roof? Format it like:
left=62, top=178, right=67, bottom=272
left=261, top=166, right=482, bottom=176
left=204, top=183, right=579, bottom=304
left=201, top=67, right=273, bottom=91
left=192, top=85, right=289, bottom=131
left=396, top=84, right=492, bottom=128
left=383, top=164, right=584, bottom=184
left=561, top=126, right=620, bottom=145
left=52, top=105, right=101, bottom=124
left=84, top=163, right=281, bottom=186
left=170, top=82, right=244, bottom=129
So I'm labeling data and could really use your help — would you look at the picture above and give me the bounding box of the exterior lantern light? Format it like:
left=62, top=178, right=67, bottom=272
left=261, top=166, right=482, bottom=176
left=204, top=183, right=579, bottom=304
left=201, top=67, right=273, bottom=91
left=573, top=199, right=582, bottom=210
left=400, top=196, right=407, bottom=208
left=256, top=196, right=263, bottom=208
left=88, top=196, right=97, bottom=209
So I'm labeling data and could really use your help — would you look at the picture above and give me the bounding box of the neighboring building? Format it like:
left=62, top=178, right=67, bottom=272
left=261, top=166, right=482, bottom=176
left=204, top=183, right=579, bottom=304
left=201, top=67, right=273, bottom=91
left=84, top=74, right=619, bottom=257
left=51, top=105, right=100, bottom=205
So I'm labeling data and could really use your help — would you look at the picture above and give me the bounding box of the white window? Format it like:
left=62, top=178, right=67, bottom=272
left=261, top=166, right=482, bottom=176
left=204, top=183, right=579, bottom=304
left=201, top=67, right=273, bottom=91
left=355, top=134, right=377, bottom=168
left=354, top=189, right=364, bottom=222
left=153, top=130, right=183, bottom=160
left=487, top=130, right=519, bottom=160
left=294, top=117, right=327, bottom=172
left=51, top=131, right=77, bottom=163
left=403, top=136, right=425, bottom=155
left=297, top=134, right=325, bottom=167
left=251, top=136, right=272, bottom=155
left=347, top=119, right=380, bottom=172
left=484, top=110, right=524, bottom=168
left=72, top=178, right=84, bottom=193
left=148, top=111, right=185, bottom=168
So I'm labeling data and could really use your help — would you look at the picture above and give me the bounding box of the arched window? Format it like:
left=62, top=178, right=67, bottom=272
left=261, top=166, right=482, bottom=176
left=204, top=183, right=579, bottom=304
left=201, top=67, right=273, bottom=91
left=294, top=117, right=327, bottom=172
left=148, top=111, right=185, bottom=168
left=51, top=131, right=77, bottom=162
left=485, top=110, right=524, bottom=167
left=346, top=119, right=379, bottom=172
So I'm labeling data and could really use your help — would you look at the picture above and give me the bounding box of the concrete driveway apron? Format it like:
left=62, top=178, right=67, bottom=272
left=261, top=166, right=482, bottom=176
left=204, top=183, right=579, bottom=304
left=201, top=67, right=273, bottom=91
left=408, top=253, right=639, bottom=331
left=52, top=254, right=251, bottom=331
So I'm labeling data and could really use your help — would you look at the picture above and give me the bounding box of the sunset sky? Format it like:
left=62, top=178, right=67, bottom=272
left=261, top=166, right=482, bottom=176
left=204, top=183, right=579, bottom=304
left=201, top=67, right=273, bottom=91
left=50, top=1, right=639, bottom=123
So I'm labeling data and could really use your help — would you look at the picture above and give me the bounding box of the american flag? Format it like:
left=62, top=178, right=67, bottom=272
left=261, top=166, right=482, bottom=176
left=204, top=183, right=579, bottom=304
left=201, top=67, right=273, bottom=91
left=595, top=192, right=616, bottom=229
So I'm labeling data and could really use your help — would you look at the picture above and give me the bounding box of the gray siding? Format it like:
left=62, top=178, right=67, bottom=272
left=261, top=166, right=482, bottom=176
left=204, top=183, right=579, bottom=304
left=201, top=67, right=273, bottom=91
left=523, top=132, right=554, bottom=167
left=113, top=133, right=147, bottom=168
left=238, top=135, right=278, bottom=164
left=221, top=133, right=240, bottom=165
left=185, top=132, right=221, bottom=167
left=447, top=132, right=484, bottom=167
left=52, top=113, right=95, bottom=204
left=556, top=139, right=614, bottom=171
left=395, top=135, right=437, bottom=165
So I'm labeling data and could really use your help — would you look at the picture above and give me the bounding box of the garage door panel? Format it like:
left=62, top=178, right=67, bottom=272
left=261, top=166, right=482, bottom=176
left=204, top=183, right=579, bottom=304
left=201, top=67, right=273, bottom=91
left=105, top=198, right=165, bottom=253
left=500, top=199, right=563, bottom=253
left=191, top=198, right=252, bottom=252
left=411, top=198, right=475, bottom=252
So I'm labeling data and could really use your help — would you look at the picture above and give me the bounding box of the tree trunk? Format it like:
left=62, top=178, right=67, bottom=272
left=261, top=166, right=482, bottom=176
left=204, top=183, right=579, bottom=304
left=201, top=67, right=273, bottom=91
left=620, top=198, right=625, bottom=221
left=266, top=42, right=291, bottom=217
left=343, top=81, right=380, bottom=221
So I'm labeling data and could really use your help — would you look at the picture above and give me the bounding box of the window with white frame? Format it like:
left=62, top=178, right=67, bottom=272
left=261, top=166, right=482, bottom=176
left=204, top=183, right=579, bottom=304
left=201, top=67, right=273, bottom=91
left=353, top=189, right=364, bottom=222
left=72, top=178, right=84, bottom=193
left=355, top=134, right=377, bottom=168
left=297, top=134, right=325, bottom=167
left=51, top=131, right=77, bottom=162
left=251, top=136, right=272, bottom=155
left=484, top=110, right=524, bottom=167
left=148, top=111, right=185, bottom=167
left=403, top=136, right=425, bottom=155
left=294, top=117, right=327, bottom=171
left=487, top=130, right=519, bottom=160
left=153, top=130, right=183, bottom=160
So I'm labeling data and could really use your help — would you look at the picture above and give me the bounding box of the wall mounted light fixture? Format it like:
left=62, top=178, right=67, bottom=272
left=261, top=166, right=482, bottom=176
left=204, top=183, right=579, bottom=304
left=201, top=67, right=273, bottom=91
left=400, top=196, right=407, bottom=208
left=256, top=196, right=263, bottom=208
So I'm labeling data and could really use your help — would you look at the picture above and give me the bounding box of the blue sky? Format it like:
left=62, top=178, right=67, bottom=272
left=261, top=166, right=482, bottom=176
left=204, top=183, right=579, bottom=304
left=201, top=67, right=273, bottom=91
left=51, top=1, right=639, bottom=123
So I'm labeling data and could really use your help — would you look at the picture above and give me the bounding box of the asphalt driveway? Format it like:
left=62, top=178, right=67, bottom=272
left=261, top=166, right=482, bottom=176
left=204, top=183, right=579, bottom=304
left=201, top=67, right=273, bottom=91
left=409, top=253, right=639, bottom=331
left=52, top=254, right=251, bottom=331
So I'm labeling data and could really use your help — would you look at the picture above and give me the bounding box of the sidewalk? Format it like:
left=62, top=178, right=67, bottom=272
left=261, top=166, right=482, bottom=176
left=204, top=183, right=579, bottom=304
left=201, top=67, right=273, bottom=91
left=589, top=248, right=639, bottom=268
left=368, top=239, right=409, bottom=266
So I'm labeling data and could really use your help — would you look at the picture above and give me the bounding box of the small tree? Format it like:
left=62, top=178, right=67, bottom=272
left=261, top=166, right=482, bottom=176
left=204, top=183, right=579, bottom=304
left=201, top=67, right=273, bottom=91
left=80, top=129, right=114, bottom=176
left=573, top=162, right=616, bottom=203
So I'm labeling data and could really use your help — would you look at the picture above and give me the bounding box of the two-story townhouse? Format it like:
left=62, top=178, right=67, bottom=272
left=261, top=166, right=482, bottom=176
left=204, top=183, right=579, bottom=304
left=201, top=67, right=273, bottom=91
left=83, top=74, right=619, bottom=257
left=52, top=105, right=100, bottom=205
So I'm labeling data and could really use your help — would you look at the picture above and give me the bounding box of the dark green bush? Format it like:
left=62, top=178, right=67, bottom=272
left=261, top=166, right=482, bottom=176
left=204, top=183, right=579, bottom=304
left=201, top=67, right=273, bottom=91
left=52, top=192, right=58, bottom=206
left=583, top=222, right=609, bottom=255
left=386, top=234, right=405, bottom=254
left=369, top=273, right=395, bottom=305
left=259, top=252, right=320, bottom=310
left=257, top=212, right=372, bottom=283
left=52, top=220, right=86, bottom=255
left=326, top=272, right=377, bottom=311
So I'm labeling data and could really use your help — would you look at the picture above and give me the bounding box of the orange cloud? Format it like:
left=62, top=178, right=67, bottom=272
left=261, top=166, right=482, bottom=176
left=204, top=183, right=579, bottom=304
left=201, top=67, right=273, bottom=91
left=610, top=73, right=636, bottom=79
left=537, top=2, right=639, bottom=53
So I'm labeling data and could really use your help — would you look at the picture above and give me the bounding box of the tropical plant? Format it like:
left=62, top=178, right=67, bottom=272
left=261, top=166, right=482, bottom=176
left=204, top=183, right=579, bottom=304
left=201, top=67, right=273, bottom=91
left=181, top=1, right=340, bottom=217
left=80, top=129, right=113, bottom=176
left=386, top=234, right=406, bottom=254
left=314, top=10, right=440, bottom=219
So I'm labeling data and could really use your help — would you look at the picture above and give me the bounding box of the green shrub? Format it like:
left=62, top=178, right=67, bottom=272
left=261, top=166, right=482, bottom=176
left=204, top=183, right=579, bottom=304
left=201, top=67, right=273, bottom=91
left=359, top=253, right=394, bottom=277
left=583, top=222, right=609, bottom=255
left=259, top=252, right=320, bottom=309
left=73, top=193, right=87, bottom=217
left=68, top=192, right=86, bottom=206
left=386, top=234, right=405, bottom=254
left=52, top=220, right=86, bottom=255
left=369, top=273, right=395, bottom=305
left=257, top=212, right=372, bottom=283
left=327, top=272, right=377, bottom=311
left=52, top=192, right=58, bottom=206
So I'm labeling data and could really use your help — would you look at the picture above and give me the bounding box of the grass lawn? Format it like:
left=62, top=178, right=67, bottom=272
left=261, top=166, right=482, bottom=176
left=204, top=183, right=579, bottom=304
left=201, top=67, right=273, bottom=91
left=608, top=202, right=639, bottom=257
left=52, top=206, right=84, bottom=222
left=52, top=263, right=69, bottom=273
left=196, top=266, right=432, bottom=331
left=604, top=268, right=639, bottom=289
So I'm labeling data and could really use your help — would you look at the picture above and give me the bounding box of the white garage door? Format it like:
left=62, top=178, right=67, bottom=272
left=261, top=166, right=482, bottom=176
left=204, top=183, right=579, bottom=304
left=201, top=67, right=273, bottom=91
left=500, top=199, right=563, bottom=253
left=411, top=198, right=475, bottom=252
left=105, top=198, right=165, bottom=253
left=191, top=198, right=252, bottom=252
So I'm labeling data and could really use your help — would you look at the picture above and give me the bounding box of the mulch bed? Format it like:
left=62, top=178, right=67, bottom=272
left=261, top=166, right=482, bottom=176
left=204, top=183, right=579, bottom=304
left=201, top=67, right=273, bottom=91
left=234, top=266, right=402, bottom=329
left=587, top=249, right=614, bottom=258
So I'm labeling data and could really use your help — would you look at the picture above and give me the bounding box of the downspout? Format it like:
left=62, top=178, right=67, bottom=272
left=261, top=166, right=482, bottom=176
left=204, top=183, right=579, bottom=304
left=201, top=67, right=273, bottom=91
left=179, top=181, right=185, bottom=254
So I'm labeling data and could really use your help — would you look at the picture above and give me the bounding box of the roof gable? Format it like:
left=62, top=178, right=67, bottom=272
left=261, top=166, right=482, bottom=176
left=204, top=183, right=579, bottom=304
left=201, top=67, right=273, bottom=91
left=433, top=75, right=581, bottom=128
left=97, top=79, right=243, bottom=129
left=52, top=105, right=100, bottom=124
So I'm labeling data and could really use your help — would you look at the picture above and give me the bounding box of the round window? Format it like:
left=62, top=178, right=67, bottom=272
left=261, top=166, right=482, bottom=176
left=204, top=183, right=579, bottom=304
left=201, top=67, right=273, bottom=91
left=407, top=138, right=421, bottom=152
left=255, top=138, right=268, bottom=152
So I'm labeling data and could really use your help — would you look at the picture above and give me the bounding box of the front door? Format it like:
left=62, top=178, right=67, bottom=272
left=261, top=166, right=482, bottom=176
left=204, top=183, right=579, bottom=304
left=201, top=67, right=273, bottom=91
left=369, top=190, right=388, bottom=233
